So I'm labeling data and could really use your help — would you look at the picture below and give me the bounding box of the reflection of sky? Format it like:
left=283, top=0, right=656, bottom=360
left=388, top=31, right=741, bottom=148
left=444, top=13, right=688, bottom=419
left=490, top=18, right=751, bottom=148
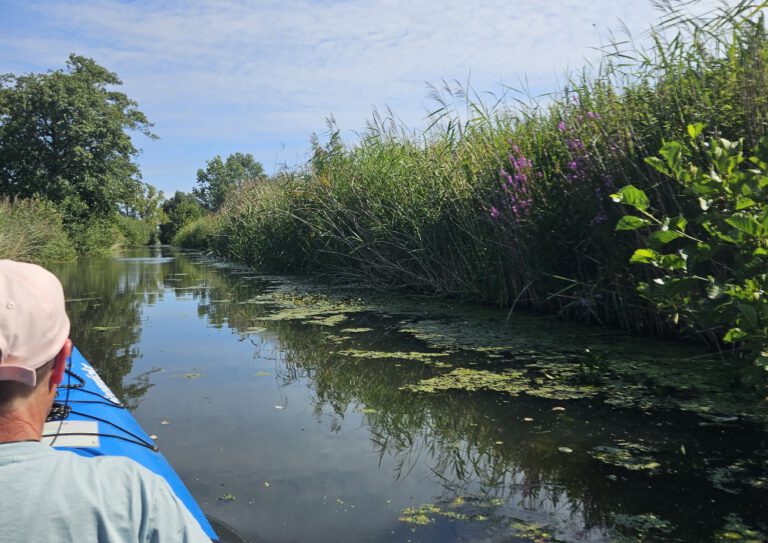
left=122, top=260, right=599, bottom=542
left=133, top=289, right=449, bottom=543
left=0, top=0, right=734, bottom=194
left=56, top=251, right=768, bottom=542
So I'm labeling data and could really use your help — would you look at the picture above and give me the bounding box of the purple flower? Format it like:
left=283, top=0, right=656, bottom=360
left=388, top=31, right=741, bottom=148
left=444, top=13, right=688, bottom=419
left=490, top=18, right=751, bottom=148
left=586, top=111, right=601, bottom=120
left=568, top=160, right=579, bottom=171
left=558, top=121, right=566, bottom=132
left=490, top=206, right=500, bottom=219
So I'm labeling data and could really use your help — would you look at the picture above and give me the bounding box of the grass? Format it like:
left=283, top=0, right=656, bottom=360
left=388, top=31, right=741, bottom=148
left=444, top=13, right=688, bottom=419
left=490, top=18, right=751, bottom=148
left=0, top=198, right=75, bottom=263
left=176, top=2, right=768, bottom=341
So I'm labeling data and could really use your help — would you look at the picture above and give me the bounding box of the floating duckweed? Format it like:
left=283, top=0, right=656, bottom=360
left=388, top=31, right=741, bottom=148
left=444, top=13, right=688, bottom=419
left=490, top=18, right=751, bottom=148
left=306, top=314, right=348, bottom=327
left=508, top=520, right=556, bottom=541
left=398, top=503, right=468, bottom=526
left=340, top=349, right=450, bottom=363
left=340, top=328, right=373, bottom=333
left=708, top=461, right=768, bottom=493
left=715, top=514, right=766, bottom=542
left=613, top=513, right=673, bottom=539
left=254, top=371, right=271, bottom=377
left=181, top=373, right=202, bottom=380
left=590, top=441, right=661, bottom=472
left=403, top=368, right=527, bottom=394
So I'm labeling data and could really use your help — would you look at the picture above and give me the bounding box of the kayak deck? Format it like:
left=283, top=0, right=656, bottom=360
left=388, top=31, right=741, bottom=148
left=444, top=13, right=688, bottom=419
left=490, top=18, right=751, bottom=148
left=43, top=347, right=218, bottom=542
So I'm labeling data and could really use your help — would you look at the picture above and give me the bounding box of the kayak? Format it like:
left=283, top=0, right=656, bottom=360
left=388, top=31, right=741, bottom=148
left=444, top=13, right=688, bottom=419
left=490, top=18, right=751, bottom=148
left=42, top=346, right=219, bottom=542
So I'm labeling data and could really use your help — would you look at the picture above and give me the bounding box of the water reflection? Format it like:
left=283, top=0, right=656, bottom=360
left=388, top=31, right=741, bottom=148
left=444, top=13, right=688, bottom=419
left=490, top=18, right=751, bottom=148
left=50, top=248, right=768, bottom=543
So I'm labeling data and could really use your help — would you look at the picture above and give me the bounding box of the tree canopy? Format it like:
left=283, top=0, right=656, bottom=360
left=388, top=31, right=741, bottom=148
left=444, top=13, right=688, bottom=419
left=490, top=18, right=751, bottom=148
left=194, top=152, right=265, bottom=211
left=0, top=55, right=155, bottom=221
left=160, top=191, right=203, bottom=243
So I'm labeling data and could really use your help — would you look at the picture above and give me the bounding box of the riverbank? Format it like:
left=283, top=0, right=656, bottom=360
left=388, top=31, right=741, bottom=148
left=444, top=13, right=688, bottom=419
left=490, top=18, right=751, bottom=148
left=176, top=6, right=768, bottom=355
left=0, top=198, right=162, bottom=263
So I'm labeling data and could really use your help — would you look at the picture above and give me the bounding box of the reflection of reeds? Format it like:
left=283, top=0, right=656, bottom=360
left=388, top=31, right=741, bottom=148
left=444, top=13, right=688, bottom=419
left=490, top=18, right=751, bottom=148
left=178, top=3, right=768, bottom=340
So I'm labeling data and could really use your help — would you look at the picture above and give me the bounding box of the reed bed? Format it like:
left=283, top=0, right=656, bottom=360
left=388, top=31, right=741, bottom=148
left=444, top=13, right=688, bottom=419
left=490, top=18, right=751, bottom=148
left=0, top=198, right=75, bottom=263
left=177, top=2, right=768, bottom=338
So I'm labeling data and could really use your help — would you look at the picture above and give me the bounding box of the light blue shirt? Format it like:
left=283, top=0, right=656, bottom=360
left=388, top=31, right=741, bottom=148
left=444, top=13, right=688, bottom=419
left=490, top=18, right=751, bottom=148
left=0, top=441, right=211, bottom=542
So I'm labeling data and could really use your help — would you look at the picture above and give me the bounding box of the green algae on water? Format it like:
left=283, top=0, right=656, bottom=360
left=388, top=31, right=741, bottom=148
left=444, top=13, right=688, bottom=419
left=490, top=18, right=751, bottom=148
left=340, top=349, right=451, bottom=364
left=590, top=441, right=661, bottom=472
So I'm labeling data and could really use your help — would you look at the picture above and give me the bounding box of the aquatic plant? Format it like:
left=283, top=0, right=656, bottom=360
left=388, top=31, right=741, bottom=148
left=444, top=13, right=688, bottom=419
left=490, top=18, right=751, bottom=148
left=613, top=129, right=768, bottom=365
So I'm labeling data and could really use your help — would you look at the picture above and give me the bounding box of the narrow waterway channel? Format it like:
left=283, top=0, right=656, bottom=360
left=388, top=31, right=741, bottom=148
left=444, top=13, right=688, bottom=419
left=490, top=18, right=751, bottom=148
left=50, top=247, right=767, bottom=543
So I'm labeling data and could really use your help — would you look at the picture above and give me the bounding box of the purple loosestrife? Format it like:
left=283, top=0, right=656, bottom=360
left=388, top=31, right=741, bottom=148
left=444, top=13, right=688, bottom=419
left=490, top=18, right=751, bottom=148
left=495, top=143, right=534, bottom=221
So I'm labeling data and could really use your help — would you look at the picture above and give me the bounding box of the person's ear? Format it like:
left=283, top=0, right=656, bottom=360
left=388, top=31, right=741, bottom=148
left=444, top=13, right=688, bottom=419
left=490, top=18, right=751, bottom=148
left=51, top=339, right=72, bottom=387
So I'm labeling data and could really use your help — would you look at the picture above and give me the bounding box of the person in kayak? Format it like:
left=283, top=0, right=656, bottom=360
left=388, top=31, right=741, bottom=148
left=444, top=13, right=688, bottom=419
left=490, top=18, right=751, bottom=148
left=0, top=259, right=210, bottom=542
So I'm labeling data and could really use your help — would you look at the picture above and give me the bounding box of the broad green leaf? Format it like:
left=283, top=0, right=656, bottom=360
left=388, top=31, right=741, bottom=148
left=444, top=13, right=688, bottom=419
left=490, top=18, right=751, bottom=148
left=723, top=327, right=747, bottom=343
left=706, top=283, right=721, bottom=299
left=659, top=141, right=683, bottom=170
left=630, top=248, right=658, bottom=264
left=657, top=254, right=686, bottom=271
left=644, top=156, right=669, bottom=175
left=725, top=213, right=761, bottom=236
left=735, top=196, right=756, bottom=210
left=675, top=216, right=688, bottom=232
left=737, top=304, right=759, bottom=329
left=648, top=230, right=683, bottom=245
left=687, top=122, right=705, bottom=140
left=612, top=185, right=650, bottom=211
left=615, top=215, right=650, bottom=231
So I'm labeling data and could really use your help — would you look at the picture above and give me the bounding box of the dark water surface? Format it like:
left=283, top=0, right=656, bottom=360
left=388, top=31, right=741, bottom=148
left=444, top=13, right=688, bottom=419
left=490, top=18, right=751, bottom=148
left=50, top=247, right=768, bottom=543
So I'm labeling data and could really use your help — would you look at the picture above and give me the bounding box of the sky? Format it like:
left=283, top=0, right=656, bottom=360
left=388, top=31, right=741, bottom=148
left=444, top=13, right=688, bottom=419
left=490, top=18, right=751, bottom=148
left=0, top=0, right=732, bottom=195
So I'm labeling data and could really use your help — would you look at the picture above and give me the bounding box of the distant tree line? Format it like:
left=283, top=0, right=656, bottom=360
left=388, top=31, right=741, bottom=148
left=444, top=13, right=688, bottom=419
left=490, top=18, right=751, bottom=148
left=0, top=54, right=269, bottom=255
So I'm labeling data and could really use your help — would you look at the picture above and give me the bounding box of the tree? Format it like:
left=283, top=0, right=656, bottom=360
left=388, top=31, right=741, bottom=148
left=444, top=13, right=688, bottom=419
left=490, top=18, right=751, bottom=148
left=0, top=55, right=156, bottom=222
left=193, top=152, right=265, bottom=211
left=160, top=191, right=203, bottom=244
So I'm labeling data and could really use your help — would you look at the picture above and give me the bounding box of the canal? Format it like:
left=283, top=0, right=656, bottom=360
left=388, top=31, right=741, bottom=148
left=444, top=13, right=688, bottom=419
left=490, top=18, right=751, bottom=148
left=50, top=247, right=768, bottom=542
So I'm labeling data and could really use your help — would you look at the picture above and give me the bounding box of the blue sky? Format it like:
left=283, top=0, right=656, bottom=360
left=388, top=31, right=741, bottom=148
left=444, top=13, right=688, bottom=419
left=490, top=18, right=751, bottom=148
left=0, top=0, right=729, bottom=195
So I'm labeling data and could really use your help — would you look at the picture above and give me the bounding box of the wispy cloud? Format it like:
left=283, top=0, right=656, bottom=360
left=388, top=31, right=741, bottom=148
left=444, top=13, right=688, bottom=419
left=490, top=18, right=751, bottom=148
left=0, top=0, right=731, bottom=192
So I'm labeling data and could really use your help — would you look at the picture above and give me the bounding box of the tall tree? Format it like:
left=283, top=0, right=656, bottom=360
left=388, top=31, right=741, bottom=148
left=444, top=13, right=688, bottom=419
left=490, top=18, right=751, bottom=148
left=0, top=55, right=156, bottom=221
left=160, top=191, right=203, bottom=244
left=193, top=152, right=265, bottom=211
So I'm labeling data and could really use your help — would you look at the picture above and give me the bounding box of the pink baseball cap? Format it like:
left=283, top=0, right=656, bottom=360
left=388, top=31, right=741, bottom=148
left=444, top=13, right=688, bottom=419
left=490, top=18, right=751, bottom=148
left=0, top=260, right=70, bottom=387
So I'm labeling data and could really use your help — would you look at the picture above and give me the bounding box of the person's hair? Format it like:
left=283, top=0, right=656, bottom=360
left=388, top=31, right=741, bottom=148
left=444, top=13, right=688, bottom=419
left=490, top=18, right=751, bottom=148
left=0, top=358, right=55, bottom=410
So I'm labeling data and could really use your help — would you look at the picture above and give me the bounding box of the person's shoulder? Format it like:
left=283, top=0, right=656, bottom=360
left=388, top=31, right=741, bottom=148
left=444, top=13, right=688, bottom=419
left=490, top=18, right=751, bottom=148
left=57, top=450, right=165, bottom=491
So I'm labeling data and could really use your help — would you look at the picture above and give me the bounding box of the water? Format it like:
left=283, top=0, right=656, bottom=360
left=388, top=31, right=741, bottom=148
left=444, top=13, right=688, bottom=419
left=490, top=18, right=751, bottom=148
left=50, top=247, right=768, bottom=543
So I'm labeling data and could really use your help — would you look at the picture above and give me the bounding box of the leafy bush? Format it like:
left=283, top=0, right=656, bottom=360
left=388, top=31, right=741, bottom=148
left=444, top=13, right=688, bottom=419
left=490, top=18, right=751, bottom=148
left=114, top=215, right=154, bottom=247
left=67, top=218, right=122, bottom=256
left=172, top=214, right=221, bottom=250
left=613, top=126, right=768, bottom=365
left=160, top=191, right=204, bottom=244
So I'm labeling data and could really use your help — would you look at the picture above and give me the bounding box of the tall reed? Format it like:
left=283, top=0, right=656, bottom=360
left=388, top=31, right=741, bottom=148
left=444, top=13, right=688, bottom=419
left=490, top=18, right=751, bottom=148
left=179, top=2, right=768, bottom=338
left=0, top=198, right=75, bottom=262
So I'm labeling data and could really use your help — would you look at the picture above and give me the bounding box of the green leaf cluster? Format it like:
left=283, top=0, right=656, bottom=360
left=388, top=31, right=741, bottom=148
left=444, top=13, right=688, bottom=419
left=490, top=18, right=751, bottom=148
left=613, top=127, right=768, bottom=367
left=0, top=55, right=155, bottom=223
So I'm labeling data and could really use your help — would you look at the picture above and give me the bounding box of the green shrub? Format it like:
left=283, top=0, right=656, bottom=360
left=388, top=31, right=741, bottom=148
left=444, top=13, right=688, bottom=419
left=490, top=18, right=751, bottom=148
left=173, top=214, right=221, bottom=250
left=114, top=215, right=154, bottom=247
left=67, top=218, right=122, bottom=256
left=613, top=127, right=768, bottom=365
left=160, top=191, right=204, bottom=244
